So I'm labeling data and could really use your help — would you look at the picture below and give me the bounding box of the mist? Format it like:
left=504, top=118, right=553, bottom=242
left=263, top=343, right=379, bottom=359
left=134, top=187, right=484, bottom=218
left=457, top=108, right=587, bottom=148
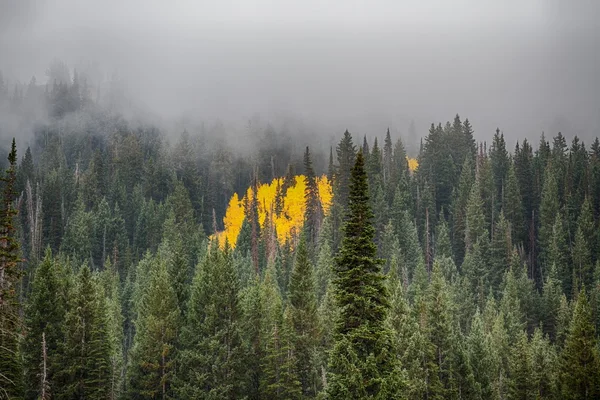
left=1, top=0, right=599, bottom=148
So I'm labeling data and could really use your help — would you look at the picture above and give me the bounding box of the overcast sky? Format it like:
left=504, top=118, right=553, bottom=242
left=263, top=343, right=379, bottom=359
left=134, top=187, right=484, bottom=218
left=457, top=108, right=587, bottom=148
left=1, top=0, right=599, bottom=146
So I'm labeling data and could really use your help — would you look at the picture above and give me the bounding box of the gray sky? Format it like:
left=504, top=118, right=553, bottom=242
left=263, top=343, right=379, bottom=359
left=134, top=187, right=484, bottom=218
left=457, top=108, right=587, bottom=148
left=1, top=0, right=599, bottom=146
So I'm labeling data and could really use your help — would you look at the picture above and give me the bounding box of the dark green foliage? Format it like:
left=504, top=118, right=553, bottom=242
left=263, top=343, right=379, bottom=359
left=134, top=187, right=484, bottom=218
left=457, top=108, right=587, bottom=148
left=175, top=245, right=245, bottom=398
left=559, top=289, right=600, bottom=399
left=3, top=105, right=600, bottom=400
left=334, top=130, right=356, bottom=211
left=328, top=152, right=401, bottom=398
left=128, top=251, right=180, bottom=399
left=59, top=264, right=111, bottom=399
left=0, top=139, right=24, bottom=398
left=23, top=250, right=67, bottom=400
left=304, top=146, right=323, bottom=249
left=288, top=235, right=320, bottom=396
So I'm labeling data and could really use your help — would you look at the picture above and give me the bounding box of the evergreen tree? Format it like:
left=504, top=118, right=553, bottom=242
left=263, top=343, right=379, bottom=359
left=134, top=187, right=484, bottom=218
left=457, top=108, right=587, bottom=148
left=59, top=264, right=111, bottom=399
left=288, top=235, right=320, bottom=396
left=335, top=130, right=356, bottom=210
left=425, top=263, right=456, bottom=398
left=304, top=146, right=323, bottom=249
left=539, top=165, right=559, bottom=273
left=559, top=288, right=600, bottom=399
left=530, top=327, right=557, bottom=399
left=465, top=173, right=487, bottom=252
left=0, top=138, right=24, bottom=398
left=548, top=212, right=572, bottom=295
left=490, top=129, right=510, bottom=213
left=489, top=211, right=512, bottom=294
left=327, top=152, right=401, bottom=399
left=128, top=251, right=180, bottom=399
left=383, top=128, right=393, bottom=187
left=175, top=245, right=245, bottom=398
left=572, top=227, right=592, bottom=294
left=468, top=310, right=494, bottom=399
left=503, top=163, right=524, bottom=246
left=507, top=330, right=534, bottom=399
left=23, top=250, right=67, bottom=400
left=451, top=156, right=474, bottom=265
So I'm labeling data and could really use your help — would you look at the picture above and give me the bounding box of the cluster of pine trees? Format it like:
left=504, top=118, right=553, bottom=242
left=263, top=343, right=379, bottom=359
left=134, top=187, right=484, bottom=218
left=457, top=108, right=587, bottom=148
left=0, top=67, right=600, bottom=398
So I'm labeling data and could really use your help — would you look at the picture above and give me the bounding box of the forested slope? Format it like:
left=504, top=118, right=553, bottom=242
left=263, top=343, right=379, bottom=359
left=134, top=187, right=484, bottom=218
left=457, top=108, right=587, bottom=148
left=0, top=71, right=600, bottom=399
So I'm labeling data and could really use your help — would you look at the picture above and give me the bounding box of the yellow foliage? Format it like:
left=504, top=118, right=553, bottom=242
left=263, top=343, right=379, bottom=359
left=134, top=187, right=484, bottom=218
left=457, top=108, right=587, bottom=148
left=407, top=157, right=418, bottom=172
left=212, top=175, right=332, bottom=248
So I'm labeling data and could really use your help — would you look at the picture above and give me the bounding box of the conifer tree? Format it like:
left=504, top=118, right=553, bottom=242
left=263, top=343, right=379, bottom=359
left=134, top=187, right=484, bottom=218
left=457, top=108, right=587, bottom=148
left=128, top=251, right=179, bottom=399
left=503, top=163, right=524, bottom=245
left=489, top=211, right=512, bottom=294
left=542, top=264, right=564, bottom=341
left=465, top=175, right=487, bottom=251
left=507, top=330, right=534, bottom=399
left=327, top=152, right=401, bottom=399
left=304, top=146, right=323, bottom=249
left=383, top=128, right=393, bottom=187
left=100, top=258, right=125, bottom=400
left=468, top=310, right=494, bottom=399
left=60, top=264, right=111, bottom=399
left=451, top=156, right=474, bottom=265
left=572, top=227, right=592, bottom=294
left=548, top=212, right=572, bottom=295
left=425, top=263, right=456, bottom=398
left=559, top=288, right=600, bottom=399
left=0, top=138, right=24, bottom=398
left=175, top=245, right=245, bottom=398
left=539, top=166, right=559, bottom=272
left=335, top=130, right=356, bottom=211
left=23, top=250, right=67, bottom=400
left=288, top=235, right=320, bottom=396
left=530, top=327, right=557, bottom=399
left=490, top=129, right=510, bottom=212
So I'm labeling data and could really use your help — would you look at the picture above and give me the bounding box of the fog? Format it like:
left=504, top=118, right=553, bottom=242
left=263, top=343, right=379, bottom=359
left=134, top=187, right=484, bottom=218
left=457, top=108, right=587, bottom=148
left=1, top=0, right=599, bottom=147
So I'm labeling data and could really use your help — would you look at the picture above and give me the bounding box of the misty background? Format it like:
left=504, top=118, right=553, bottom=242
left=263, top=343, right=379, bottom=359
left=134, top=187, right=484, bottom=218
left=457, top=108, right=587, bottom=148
left=1, top=0, right=599, bottom=150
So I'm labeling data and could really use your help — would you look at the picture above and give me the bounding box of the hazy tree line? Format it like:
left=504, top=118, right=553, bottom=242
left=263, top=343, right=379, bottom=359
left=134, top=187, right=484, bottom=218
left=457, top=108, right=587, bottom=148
left=0, top=65, right=600, bottom=399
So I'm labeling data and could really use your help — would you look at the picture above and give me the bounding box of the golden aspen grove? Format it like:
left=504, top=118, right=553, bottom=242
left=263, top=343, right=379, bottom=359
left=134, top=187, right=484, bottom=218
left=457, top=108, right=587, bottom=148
left=212, top=175, right=333, bottom=247
left=213, top=157, right=418, bottom=247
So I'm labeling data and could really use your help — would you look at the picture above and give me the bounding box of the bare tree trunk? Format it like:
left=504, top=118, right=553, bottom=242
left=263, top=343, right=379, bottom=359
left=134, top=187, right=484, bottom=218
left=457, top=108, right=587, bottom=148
left=41, top=332, right=50, bottom=400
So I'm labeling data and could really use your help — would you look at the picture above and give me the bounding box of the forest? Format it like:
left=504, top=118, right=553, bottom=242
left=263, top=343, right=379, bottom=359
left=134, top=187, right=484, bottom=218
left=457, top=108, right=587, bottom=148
left=1, top=68, right=600, bottom=400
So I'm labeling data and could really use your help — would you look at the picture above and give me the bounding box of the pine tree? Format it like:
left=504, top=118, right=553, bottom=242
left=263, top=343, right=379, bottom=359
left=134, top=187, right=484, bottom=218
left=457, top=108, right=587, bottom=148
left=304, top=146, right=323, bottom=249
left=539, top=166, right=559, bottom=273
left=451, top=156, right=474, bottom=265
left=507, top=330, right=534, bottom=399
left=175, top=245, right=245, bottom=398
left=434, top=215, right=453, bottom=260
left=425, top=263, right=456, bottom=398
left=542, top=264, right=564, bottom=341
left=468, top=310, right=494, bottom=399
left=60, top=264, right=111, bottom=399
left=288, top=235, right=320, bottom=396
left=0, top=138, right=24, bottom=398
left=99, top=259, right=124, bottom=400
left=335, top=130, right=356, bottom=211
left=490, top=129, right=510, bottom=213
left=465, top=174, right=487, bottom=252
left=503, top=163, right=524, bottom=246
left=23, top=250, right=67, bottom=400
left=559, top=288, right=600, bottom=399
left=572, top=227, right=592, bottom=294
left=383, top=128, right=393, bottom=187
left=128, top=251, right=180, bottom=399
left=327, top=152, right=401, bottom=399
left=262, top=303, right=302, bottom=400
left=488, top=211, right=512, bottom=294
left=548, top=212, right=572, bottom=296
left=530, top=327, right=557, bottom=399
